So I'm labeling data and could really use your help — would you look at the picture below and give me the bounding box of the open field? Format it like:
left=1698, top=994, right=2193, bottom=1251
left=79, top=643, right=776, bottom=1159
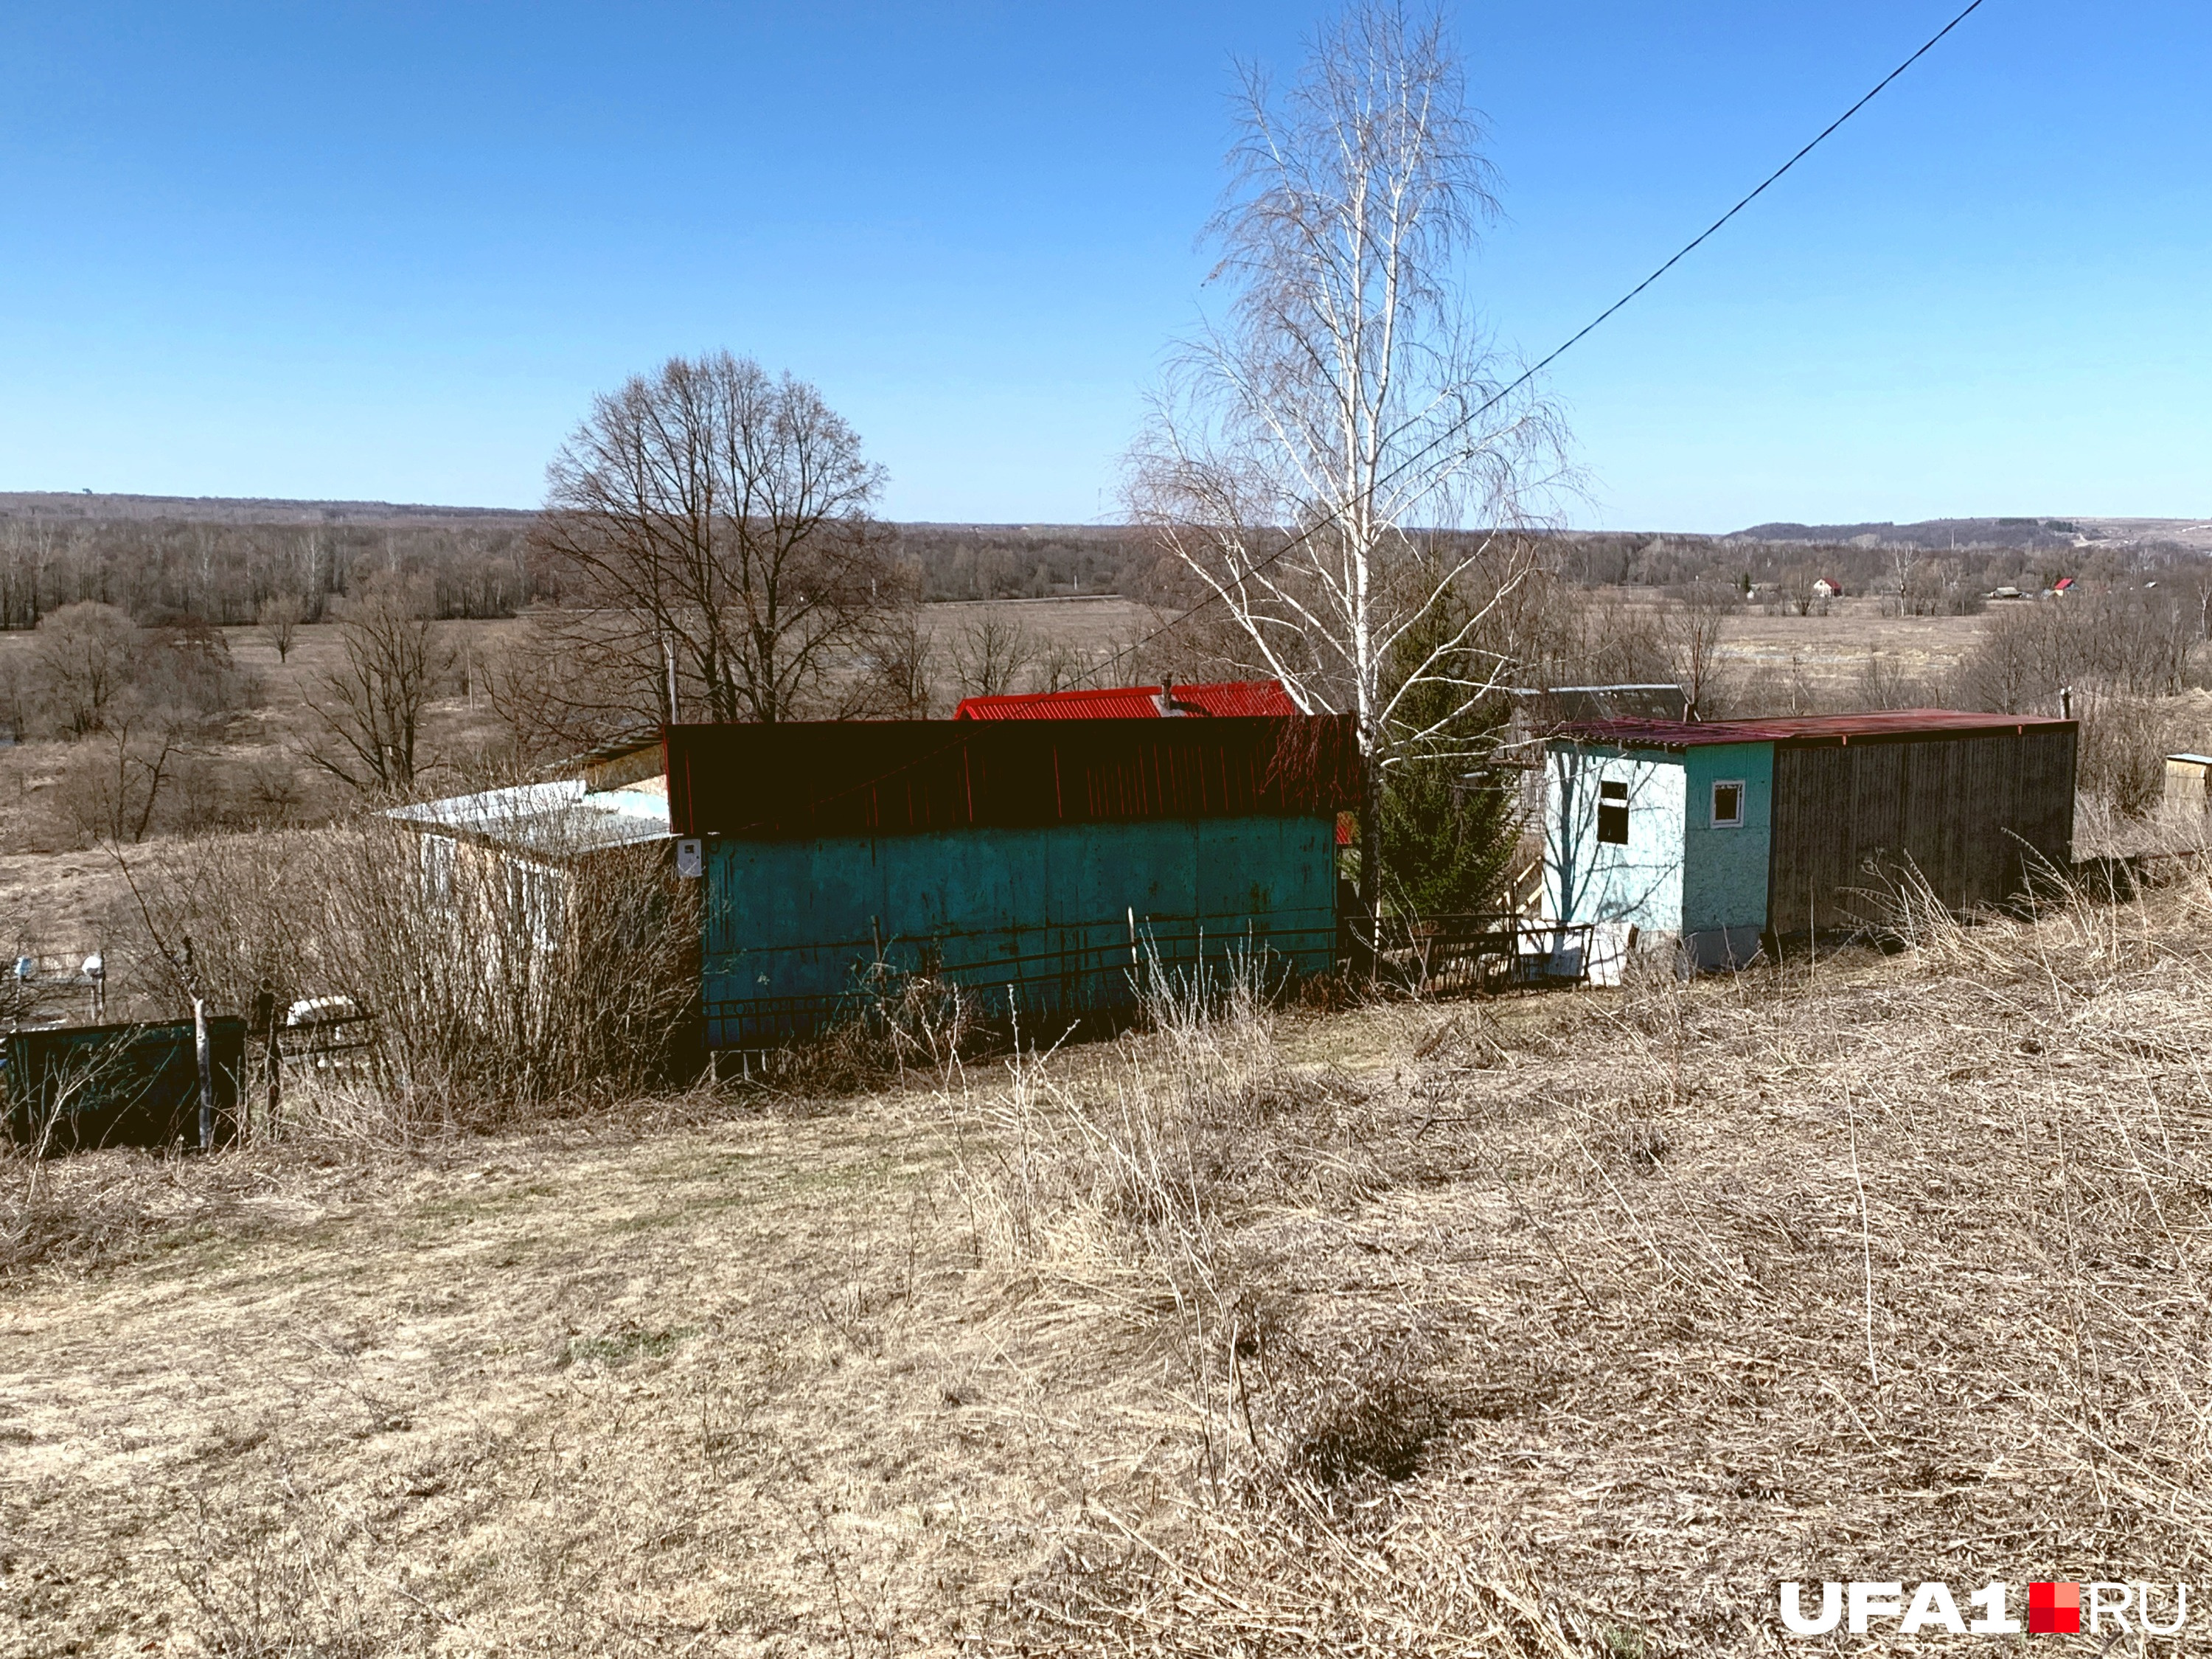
left=9, top=868, right=2212, bottom=1655
left=1713, top=599, right=1984, bottom=700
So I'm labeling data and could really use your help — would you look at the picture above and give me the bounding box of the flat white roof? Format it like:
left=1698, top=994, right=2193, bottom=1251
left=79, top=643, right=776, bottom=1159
left=388, top=778, right=669, bottom=853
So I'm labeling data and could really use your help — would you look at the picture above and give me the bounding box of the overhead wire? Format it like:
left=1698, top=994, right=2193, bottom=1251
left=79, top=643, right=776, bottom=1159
left=674, top=2, right=1995, bottom=836
left=1071, top=0, right=1992, bottom=690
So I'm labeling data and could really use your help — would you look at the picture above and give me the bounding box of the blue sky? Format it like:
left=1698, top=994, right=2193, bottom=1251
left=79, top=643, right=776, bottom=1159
left=1, top=2, right=2205, bottom=529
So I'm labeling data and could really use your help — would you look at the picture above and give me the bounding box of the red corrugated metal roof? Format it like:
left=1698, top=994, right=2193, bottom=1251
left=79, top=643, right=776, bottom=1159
left=667, top=716, right=1362, bottom=838
left=1550, top=709, right=2077, bottom=751
left=954, top=680, right=1298, bottom=720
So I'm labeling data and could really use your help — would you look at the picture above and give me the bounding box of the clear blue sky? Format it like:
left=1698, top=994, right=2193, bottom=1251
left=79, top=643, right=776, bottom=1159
left=1, top=2, right=2205, bottom=530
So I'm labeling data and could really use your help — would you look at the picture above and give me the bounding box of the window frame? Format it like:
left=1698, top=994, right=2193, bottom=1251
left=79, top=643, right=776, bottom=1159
left=1596, top=777, right=1630, bottom=846
left=1710, top=779, right=1746, bottom=830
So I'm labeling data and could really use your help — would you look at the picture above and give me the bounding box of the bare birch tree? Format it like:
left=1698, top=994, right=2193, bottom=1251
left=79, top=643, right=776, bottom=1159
left=1126, top=2, right=1570, bottom=924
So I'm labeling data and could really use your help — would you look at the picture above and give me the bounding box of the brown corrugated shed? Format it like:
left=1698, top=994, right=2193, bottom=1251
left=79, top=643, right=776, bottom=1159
left=666, top=715, right=1362, bottom=840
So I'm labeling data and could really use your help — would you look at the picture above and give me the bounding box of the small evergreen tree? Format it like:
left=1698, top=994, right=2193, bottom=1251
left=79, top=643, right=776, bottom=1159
left=1377, top=599, right=1517, bottom=917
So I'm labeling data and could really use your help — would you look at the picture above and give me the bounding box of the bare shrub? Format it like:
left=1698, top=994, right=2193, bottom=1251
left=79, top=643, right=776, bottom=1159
left=1955, top=585, right=2202, bottom=715
left=255, top=591, right=305, bottom=663
left=2073, top=689, right=2202, bottom=816
left=122, top=815, right=698, bottom=1136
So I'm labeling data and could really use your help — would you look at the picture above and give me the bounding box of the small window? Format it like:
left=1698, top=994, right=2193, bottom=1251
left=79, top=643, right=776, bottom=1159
left=1711, top=780, right=1745, bottom=829
left=1597, top=779, right=1629, bottom=845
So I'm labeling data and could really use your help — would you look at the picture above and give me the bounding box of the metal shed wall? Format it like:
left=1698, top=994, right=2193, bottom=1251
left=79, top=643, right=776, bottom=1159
left=701, top=815, right=1336, bottom=1046
left=667, top=716, right=1361, bottom=840
left=1766, top=726, right=2076, bottom=933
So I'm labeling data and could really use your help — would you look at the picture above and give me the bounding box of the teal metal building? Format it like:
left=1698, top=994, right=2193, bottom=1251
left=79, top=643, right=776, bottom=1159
left=666, top=717, right=1360, bottom=1046
left=1543, top=710, right=2077, bottom=969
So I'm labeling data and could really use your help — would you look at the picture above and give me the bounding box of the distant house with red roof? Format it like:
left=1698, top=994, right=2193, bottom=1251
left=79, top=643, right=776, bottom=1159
left=1812, top=577, right=1844, bottom=599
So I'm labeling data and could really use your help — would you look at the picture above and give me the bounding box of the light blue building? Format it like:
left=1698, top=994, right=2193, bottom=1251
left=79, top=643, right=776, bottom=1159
left=1543, top=734, right=1773, bottom=970
left=1543, top=711, right=2078, bottom=970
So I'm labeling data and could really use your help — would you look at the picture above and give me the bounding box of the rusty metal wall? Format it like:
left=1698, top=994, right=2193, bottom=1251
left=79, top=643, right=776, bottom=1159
left=667, top=715, right=1362, bottom=841
left=1767, top=728, right=2077, bottom=933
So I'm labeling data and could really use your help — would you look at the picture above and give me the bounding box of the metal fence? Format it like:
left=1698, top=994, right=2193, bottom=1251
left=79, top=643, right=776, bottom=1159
left=3, top=1018, right=246, bottom=1153
left=1349, top=914, right=1597, bottom=998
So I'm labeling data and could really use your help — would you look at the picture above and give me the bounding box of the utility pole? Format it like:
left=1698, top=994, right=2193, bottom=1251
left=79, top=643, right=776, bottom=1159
left=663, top=633, right=680, bottom=724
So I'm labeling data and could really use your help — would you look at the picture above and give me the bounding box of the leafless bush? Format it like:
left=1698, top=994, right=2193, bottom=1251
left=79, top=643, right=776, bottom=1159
left=255, top=591, right=305, bottom=663
left=29, top=601, right=139, bottom=735
left=1888, top=555, right=1985, bottom=616
left=2070, top=689, right=2210, bottom=816
left=120, top=814, right=698, bottom=1137
left=1854, top=645, right=1929, bottom=709
left=1955, top=585, right=2202, bottom=714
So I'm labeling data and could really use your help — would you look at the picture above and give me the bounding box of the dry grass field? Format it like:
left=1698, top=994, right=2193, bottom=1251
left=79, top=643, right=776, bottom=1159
left=1714, top=599, right=1984, bottom=700
left=9, top=861, right=2212, bottom=1655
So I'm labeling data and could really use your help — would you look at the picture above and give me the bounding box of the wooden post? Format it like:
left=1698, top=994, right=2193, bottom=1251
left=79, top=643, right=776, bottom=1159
left=193, top=995, right=215, bottom=1152
left=252, top=986, right=280, bottom=1138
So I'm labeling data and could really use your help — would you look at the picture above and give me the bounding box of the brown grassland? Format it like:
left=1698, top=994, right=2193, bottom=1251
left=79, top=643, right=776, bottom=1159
left=7, top=846, right=2212, bottom=1655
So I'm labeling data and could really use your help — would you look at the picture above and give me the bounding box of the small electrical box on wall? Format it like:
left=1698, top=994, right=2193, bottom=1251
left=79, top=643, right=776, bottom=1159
left=675, top=838, right=703, bottom=879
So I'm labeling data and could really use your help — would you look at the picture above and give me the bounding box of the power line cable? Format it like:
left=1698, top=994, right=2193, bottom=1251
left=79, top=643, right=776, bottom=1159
left=1076, top=0, right=1991, bottom=689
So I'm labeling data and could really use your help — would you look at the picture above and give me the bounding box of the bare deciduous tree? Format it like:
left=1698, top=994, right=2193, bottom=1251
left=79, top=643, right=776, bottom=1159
left=1660, top=581, right=1737, bottom=719
left=868, top=609, right=939, bottom=717
left=257, top=593, right=305, bottom=663
left=532, top=352, right=906, bottom=736
left=949, top=614, right=1037, bottom=699
left=1126, top=3, right=1571, bottom=922
left=305, top=576, right=453, bottom=794
left=31, top=602, right=139, bottom=736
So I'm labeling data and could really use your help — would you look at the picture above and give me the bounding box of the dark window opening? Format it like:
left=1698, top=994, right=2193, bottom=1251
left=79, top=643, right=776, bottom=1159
left=1711, top=780, right=1745, bottom=828
left=1597, top=776, right=1630, bottom=845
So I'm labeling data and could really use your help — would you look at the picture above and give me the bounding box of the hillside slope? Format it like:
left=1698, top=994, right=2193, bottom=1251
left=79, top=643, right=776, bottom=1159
left=6, top=882, right=2211, bottom=1655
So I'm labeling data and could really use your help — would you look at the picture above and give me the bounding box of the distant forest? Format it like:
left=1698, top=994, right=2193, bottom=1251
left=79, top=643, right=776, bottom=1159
left=0, top=494, right=2204, bottom=627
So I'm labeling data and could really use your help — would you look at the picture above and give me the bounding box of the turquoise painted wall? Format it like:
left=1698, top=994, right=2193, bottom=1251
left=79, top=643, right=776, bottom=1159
left=701, top=816, right=1337, bottom=1045
left=1680, top=743, right=1773, bottom=936
left=1543, top=745, right=1685, bottom=934
left=1545, top=739, right=1778, bottom=965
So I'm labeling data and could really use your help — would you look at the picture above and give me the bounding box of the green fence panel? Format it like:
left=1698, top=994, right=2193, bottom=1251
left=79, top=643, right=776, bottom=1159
left=3, top=1018, right=246, bottom=1153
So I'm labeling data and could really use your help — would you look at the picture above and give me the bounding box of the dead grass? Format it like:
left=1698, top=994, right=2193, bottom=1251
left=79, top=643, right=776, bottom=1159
left=10, top=872, right=2212, bottom=1654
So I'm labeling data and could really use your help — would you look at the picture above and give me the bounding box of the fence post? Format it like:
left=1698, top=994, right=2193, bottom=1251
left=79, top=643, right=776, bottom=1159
left=252, top=984, right=280, bottom=1138
left=193, top=995, right=215, bottom=1152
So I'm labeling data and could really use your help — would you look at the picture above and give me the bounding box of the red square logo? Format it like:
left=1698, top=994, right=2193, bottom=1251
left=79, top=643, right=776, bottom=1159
left=2028, top=1582, right=2081, bottom=1635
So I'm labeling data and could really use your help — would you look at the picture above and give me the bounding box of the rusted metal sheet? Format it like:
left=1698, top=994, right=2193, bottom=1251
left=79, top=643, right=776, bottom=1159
left=667, top=715, right=1363, bottom=841
left=954, top=680, right=1299, bottom=721
left=1767, top=726, right=2076, bottom=931
left=1554, top=709, right=2077, bottom=751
